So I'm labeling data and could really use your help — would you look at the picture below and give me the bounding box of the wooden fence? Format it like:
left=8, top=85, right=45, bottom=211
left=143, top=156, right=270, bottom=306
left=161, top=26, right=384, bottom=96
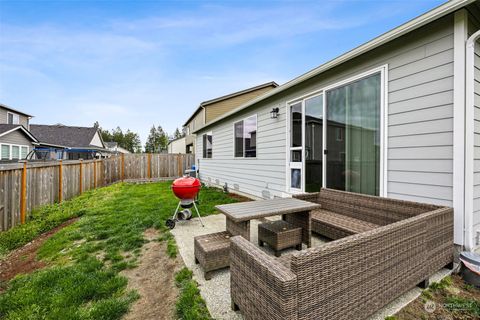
left=0, top=153, right=195, bottom=231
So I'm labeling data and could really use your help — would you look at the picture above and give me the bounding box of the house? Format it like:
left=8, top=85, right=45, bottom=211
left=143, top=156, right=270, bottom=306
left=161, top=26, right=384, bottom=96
left=193, top=0, right=480, bottom=251
left=0, top=103, right=38, bottom=161
left=104, top=141, right=131, bottom=154
left=30, top=124, right=108, bottom=160
left=168, top=136, right=186, bottom=154
left=182, top=82, right=278, bottom=154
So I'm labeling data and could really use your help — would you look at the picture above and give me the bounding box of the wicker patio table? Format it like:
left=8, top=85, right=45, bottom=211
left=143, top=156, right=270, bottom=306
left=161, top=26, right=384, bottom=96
left=216, top=198, right=320, bottom=248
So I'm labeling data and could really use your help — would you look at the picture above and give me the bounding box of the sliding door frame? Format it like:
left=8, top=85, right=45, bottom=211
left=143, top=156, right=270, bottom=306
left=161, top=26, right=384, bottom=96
left=286, top=64, right=388, bottom=196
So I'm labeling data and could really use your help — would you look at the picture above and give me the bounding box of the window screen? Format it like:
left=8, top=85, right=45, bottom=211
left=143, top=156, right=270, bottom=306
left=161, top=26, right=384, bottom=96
left=11, top=146, right=20, bottom=159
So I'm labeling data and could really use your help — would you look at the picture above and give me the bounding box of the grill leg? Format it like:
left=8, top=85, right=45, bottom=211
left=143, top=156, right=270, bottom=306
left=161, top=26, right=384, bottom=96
left=193, top=202, right=204, bottom=227
left=172, top=202, right=181, bottom=220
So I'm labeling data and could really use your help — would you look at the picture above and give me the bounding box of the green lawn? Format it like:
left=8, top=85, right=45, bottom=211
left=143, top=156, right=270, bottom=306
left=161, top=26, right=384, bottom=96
left=0, top=181, right=238, bottom=320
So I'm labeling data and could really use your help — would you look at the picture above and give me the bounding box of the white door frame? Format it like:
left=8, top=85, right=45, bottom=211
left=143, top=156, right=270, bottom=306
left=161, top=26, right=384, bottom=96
left=287, top=101, right=304, bottom=193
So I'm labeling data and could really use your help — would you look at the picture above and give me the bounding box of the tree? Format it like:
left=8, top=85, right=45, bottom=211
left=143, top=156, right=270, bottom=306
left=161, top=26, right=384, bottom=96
left=145, top=125, right=169, bottom=153
left=94, top=122, right=142, bottom=153
left=173, top=127, right=184, bottom=139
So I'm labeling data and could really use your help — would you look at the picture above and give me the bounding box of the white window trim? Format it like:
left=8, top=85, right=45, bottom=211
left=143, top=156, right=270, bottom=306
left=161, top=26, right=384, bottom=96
left=233, top=114, right=258, bottom=159
left=7, top=111, right=20, bottom=125
left=285, top=64, right=388, bottom=196
left=0, top=143, right=29, bottom=160
left=202, top=131, right=213, bottom=159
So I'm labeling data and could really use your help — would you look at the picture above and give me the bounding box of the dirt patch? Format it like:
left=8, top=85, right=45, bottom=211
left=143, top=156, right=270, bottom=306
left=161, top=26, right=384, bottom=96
left=0, top=218, right=79, bottom=287
left=394, top=275, right=480, bottom=320
left=122, top=228, right=183, bottom=320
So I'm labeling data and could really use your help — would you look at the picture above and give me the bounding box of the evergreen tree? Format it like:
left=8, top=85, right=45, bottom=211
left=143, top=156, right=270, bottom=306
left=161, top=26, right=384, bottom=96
left=93, top=122, right=141, bottom=153
left=173, top=127, right=184, bottom=139
left=145, top=125, right=169, bottom=153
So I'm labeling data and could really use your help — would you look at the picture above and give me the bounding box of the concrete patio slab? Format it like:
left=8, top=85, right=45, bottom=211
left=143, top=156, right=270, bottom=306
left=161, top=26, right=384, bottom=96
left=172, top=214, right=452, bottom=320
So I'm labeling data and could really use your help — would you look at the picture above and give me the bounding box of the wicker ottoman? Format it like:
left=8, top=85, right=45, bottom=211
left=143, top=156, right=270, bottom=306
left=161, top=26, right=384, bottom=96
left=194, top=231, right=231, bottom=280
left=258, top=220, right=302, bottom=257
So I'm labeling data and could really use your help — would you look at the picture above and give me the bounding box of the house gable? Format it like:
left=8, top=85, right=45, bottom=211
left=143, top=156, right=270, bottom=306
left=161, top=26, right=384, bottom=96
left=204, top=85, right=277, bottom=123
left=0, top=129, right=35, bottom=147
left=90, top=131, right=105, bottom=148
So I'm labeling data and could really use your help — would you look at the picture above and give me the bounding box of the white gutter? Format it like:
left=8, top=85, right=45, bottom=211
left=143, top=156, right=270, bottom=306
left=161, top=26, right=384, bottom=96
left=465, top=29, right=480, bottom=251
left=193, top=0, right=474, bottom=134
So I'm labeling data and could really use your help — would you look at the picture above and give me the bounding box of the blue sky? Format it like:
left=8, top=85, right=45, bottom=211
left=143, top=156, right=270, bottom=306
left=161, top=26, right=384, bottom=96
left=0, top=0, right=445, bottom=144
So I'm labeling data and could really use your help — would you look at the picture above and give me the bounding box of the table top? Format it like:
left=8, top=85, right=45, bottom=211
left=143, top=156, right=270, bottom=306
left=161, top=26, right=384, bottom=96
left=215, top=197, right=321, bottom=222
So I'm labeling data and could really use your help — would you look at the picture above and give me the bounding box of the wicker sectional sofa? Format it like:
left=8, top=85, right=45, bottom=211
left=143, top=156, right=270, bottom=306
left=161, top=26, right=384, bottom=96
left=230, top=188, right=454, bottom=320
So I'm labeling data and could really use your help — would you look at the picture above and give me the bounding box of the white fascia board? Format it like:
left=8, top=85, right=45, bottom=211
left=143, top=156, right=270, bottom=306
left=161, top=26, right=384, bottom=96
left=464, top=29, right=480, bottom=251
left=453, top=9, right=468, bottom=247
left=0, top=126, right=38, bottom=143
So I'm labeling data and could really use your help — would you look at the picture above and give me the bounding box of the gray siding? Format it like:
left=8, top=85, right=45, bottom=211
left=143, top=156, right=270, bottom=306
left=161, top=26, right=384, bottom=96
left=196, top=15, right=455, bottom=204
left=0, top=130, right=34, bottom=147
left=0, top=107, right=29, bottom=129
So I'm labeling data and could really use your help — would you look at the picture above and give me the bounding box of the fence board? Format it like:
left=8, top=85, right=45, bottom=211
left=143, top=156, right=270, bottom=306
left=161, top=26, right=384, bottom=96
left=0, top=153, right=194, bottom=231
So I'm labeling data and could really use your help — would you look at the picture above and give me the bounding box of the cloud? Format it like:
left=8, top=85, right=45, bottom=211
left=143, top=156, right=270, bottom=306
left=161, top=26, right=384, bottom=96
left=0, top=0, right=442, bottom=146
left=108, top=3, right=369, bottom=48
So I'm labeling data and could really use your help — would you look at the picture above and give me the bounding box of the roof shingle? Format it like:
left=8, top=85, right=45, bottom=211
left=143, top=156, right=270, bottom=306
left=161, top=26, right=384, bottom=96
left=30, top=124, right=101, bottom=148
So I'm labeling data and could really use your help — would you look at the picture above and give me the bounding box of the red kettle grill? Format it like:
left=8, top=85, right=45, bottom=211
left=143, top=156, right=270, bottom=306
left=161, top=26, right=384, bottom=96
left=165, top=176, right=204, bottom=229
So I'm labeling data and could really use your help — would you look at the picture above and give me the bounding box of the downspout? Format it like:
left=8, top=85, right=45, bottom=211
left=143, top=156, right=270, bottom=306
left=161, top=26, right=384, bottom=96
left=464, top=29, right=480, bottom=251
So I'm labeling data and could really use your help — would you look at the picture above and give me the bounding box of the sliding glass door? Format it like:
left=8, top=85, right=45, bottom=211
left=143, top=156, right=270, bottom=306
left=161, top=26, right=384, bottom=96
left=288, top=70, right=382, bottom=196
left=326, top=72, right=381, bottom=196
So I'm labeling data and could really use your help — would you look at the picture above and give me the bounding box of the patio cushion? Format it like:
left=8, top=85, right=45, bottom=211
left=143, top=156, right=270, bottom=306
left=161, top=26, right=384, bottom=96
left=311, top=209, right=379, bottom=240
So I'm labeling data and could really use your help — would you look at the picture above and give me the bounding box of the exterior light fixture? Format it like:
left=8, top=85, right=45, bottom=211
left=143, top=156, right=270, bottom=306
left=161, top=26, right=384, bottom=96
left=270, top=107, right=280, bottom=119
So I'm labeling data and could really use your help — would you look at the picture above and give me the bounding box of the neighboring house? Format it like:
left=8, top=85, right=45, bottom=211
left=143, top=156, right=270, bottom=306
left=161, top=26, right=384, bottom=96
left=168, top=136, right=186, bottom=154
left=0, top=103, right=32, bottom=130
left=183, top=82, right=278, bottom=154
left=0, top=124, right=38, bottom=161
left=193, top=0, right=480, bottom=251
left=0, top=104, right=37, bottom=161
left=30, top=124, right=108, bottom=160
left=104, top=141, right=131, bottom=154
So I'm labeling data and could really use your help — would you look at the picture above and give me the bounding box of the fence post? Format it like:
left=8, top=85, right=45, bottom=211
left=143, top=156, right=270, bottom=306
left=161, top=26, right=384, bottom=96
left=79, top=159, right=83, bottom=194
left=147, top=153, right=152, bottom=180
left=93, top=160, right=97, bottom=189
left=20, top=162, right=27, bottom=224
left=58, top=160, right=63, bottom=203
left=121, top=153, right=125, bottom=181
left=177, top=154, right=181, bottom=177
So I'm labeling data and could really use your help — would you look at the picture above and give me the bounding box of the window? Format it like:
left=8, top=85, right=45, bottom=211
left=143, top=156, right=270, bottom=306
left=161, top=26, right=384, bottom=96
left=202, top=132, right=212, bottom=158
left=336, top=127, right=344, bottom=141
left=7, top=112, right=20, bottom=125
left=234, top=121, right=243, bottom=157
left=234, top=115, right=257, bottom=158
left=11, top=146, right=20, bottom=159
left=21, top=146, right=29, bottom=159
left=0, top=144, right=30, bottom=160
left=1, top=145, right=10, bottom=160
